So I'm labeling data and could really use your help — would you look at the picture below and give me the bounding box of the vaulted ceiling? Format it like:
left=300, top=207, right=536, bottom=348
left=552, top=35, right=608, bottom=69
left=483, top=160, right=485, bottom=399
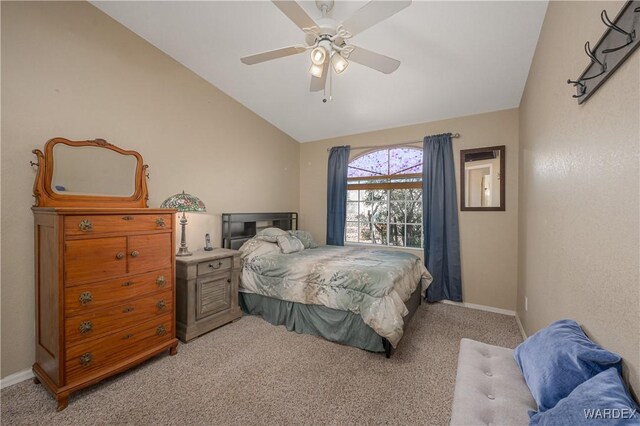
left=93, top=1, right=548, bottom=142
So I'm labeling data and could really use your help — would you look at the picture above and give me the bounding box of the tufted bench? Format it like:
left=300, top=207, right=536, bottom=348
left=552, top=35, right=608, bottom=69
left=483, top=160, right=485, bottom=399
left=450, top=338, right=537, bottom=426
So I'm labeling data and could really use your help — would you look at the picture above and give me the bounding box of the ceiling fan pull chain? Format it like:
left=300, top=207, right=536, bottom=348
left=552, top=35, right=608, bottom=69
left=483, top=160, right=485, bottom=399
left=329, top=63, right=333, bottom=102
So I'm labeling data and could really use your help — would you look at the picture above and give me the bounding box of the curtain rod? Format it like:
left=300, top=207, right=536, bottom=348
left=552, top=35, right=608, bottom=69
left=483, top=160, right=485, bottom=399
left=326, top=133, right=460, bottom=152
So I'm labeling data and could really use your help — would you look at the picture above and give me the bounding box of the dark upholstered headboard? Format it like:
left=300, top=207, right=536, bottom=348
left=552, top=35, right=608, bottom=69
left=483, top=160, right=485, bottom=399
left=221, top=212, right=298, bottom=250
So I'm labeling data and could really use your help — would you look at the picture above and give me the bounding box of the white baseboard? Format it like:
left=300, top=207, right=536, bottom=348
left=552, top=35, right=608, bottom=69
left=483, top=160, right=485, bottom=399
left=1, top=368, right=33, bottom=389
left=515, top=313, right=528, bottom=341
left=440, top=300, right=516, bottom=316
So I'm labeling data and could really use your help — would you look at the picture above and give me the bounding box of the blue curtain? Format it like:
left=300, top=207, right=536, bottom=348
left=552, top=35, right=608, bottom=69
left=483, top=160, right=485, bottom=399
left=326, top=145, right=350, bottom=246
left=422, top=134, right=462, bottom=302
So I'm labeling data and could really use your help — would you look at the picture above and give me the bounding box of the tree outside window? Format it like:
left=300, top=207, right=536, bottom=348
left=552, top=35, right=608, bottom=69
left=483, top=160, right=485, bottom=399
left=345, top=147, right=423, bottom=249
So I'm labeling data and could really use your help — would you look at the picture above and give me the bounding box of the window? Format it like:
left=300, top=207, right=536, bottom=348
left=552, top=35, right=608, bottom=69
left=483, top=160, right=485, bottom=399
left=345, top=147, right=423, bottom=248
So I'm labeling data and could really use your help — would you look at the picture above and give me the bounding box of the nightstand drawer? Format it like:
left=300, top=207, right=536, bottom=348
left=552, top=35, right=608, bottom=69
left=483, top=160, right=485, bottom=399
left=196, top=272, right=231, bottom=320
left=197, top=257, right=232, bottom=276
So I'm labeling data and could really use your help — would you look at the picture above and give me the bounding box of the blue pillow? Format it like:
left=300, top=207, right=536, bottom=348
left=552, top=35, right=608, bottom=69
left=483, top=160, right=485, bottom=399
left=529, top=368, right=639, bottom=426
left=514, top=319, right=622, bottom=412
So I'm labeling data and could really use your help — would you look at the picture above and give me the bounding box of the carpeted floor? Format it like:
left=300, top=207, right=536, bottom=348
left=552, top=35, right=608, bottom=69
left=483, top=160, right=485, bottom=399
left=1, top=302, right=522, bottom=425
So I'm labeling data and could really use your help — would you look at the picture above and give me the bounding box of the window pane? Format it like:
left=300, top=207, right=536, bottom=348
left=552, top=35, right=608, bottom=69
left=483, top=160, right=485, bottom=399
left=359, top=201, right=387, bottom=223
left=348, top=150, right=389, bottom=178
left=347, top=202, right=359, bottom=221
left=347, top=190, right=359, bottom=201
left=360, top=189, right=385, bottom=202
left=374, top=223, right=388, bottom=245
left=389, top=224, right=405, bottom=246
left=390, top=189, right=409, bottom=200
left=406, top=225, right=422, bottom=248
left=345, top=222, right=359, bottom=242
left=403, top=165, right=423, bottom=174
left=389, top=201, right=406, bottom=224
left=406, top=202, right=422, bottom=224
left=407, top=188, right=422, bottom=201
left=358, top=222, right=373, bottom=244
left=389, top=148, right=423, bottom=175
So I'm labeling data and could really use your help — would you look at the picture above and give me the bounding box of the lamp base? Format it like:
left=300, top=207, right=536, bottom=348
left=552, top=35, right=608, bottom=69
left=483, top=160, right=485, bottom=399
left=176, top=246, right=192, bottom=257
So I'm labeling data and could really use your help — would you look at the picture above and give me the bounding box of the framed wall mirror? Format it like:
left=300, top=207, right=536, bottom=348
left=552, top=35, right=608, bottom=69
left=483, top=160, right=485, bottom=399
left=460, top=145, right=505, bottom=211
left=31, top=138, right=149, bottom=208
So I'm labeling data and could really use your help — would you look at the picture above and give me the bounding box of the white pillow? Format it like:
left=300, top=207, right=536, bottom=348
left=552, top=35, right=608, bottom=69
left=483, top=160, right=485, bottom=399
left=255, top=227, right=288, bottom=242
left=276, top=234, right=305, bottom=254
left=288, top=230, right=318, bottom=249
left=238, top=238, right=280, bottom=259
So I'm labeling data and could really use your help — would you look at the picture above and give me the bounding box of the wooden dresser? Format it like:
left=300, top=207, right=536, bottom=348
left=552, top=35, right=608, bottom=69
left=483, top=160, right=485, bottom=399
left=175, top=249, right=241, bottom=342
left=30, top=138, right=178, bottom=411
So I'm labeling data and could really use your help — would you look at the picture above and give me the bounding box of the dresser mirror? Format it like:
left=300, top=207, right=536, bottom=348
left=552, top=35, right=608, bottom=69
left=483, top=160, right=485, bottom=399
left=460, top=145, right=505, bottom=211
left=32, top=138, right=148, bottom=207
left=52, top=143, right=137, bottom=196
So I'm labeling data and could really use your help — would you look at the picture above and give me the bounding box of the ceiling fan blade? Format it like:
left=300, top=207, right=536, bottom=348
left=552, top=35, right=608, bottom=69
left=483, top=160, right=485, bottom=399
left=241, top=46, right=307, bottom=65
left=347, top=46, right=401, bottom=74
left=341, top=0, right=411, bottom=37
left=310, top=61, right=329, bottom=92
left=272, top=1, right=318, bottom=32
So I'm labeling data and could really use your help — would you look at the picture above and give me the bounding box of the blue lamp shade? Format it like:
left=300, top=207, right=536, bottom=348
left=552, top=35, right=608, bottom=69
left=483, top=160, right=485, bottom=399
left=160, top=190, right=206, bottom=212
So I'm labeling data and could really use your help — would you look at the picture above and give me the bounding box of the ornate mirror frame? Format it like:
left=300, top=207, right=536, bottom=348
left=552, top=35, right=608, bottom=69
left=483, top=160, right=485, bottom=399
left=460, top=145, right=505, bottom=212
left=31, top=138, right=149, bottom=208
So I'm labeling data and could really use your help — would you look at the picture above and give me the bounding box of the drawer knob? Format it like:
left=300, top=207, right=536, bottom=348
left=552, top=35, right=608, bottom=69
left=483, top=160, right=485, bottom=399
left=78, top=219, right=93, bottom=232
left=116, top=252, right=125, bottom=260
left=157, top=299, right=167, bottom=310
left=122, top=216, right=134, bottom=221
left=78, top=321, right=93, bottom=335
left=227, top=278, right=231, bottom=283
left=156, top=325, right=166, bottom=336
left=156, top=217, right=166, bottom=228
left=209, top=261, right=223, bottom=269
left=79, top=352, right=93, bottom=367
left=79, top=292, right=93, bottom=305
left=130, top=250, right=140, bottom=258
left=122, top=306, right=134, bottom=313
left=156, top=276, right=166, bottom=287
left=122, top=281, right=134, bottom=287
left=122, top=333, right=134, bottom=340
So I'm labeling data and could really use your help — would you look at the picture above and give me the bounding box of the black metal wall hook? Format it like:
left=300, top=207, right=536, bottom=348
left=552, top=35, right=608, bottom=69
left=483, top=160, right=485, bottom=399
left=601, top=9, right=636, bottom=53
left=568, top=1, right=640, bottom=104
left=567, top=79, right=586, bottom=98
left=582, top=41, right=607, bottom=79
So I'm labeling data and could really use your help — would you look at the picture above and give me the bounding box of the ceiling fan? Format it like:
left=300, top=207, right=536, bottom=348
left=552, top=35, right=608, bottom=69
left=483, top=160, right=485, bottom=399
left=240, top=0, right=411, bottom=93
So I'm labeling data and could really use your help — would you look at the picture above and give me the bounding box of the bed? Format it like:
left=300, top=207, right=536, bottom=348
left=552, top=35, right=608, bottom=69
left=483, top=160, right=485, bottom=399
left=222, top=212, right=432, bottom=357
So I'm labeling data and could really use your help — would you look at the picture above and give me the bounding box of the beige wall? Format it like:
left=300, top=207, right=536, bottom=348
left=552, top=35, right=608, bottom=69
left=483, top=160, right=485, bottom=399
left=518, top=1, right=639, bottom=394
left=0, top=1, right=299, bottom=378
left=300, top=108, right=519, bottom=311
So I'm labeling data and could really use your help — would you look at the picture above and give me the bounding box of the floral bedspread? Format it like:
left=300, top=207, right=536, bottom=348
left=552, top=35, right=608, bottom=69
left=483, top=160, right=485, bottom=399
left=239, top=241, right=433, bottom=347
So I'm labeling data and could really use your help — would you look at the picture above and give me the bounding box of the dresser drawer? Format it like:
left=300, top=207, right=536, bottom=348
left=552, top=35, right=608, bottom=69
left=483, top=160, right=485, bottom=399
left=65, top=237, right=127, bottom=285
left=65, top=290, right=173, bottom=346
left=64, top=214, right=171, bottom=236
left=65, top=269, right=171, bottom=315
left=128, top=233, right=172, bottom=275
left=197, top=257, right=232, bottom=276
left=196, top=272, right=231, bottom=320
left=65, top=314, right=173, bottom=384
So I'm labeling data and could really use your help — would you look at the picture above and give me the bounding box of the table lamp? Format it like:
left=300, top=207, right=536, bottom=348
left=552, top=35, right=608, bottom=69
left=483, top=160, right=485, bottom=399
left=161, top=190, right=206, bottom=256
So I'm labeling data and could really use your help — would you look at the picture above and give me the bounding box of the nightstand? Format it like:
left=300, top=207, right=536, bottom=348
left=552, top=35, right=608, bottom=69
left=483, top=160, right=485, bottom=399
left=175, top=249, right=241, bottom=342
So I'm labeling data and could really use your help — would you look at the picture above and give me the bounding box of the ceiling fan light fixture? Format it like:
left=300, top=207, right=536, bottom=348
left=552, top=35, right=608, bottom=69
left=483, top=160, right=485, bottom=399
left=309, top=63, right=324, bottom=78
left=310, top=46, right=327, bottom=65
left=331, top=53, right=349, bottom=74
